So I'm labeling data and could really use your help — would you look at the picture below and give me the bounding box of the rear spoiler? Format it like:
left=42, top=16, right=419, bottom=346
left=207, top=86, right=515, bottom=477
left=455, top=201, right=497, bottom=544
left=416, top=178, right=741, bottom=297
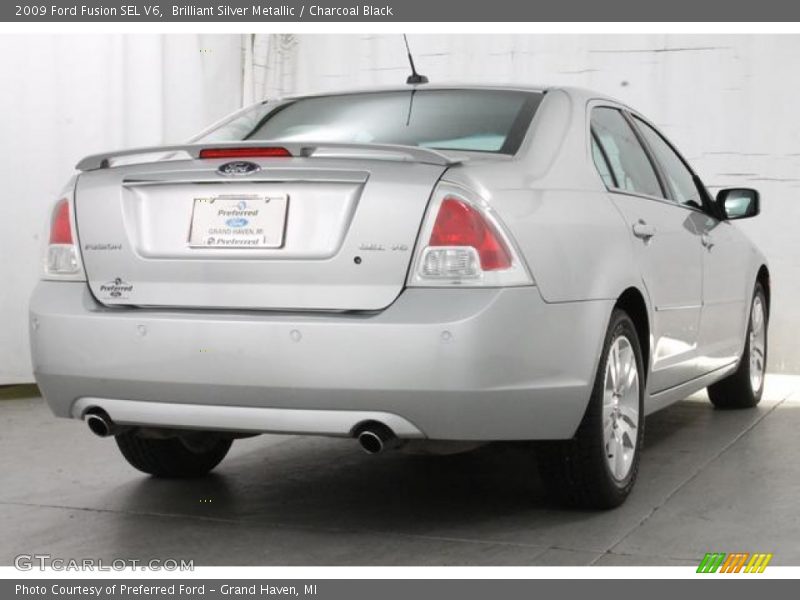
left=76, top=141, right=462, bottom=171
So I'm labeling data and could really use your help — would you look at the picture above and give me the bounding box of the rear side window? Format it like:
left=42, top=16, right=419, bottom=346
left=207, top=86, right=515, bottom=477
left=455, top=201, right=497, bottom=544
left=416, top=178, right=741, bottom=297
left=633, top=117, right=700, bottom=207
left=591, top=134, right=616, bottom=188
left=591, top=107, right=663, bottom=199
left=197, top=90, right=543, bottom=155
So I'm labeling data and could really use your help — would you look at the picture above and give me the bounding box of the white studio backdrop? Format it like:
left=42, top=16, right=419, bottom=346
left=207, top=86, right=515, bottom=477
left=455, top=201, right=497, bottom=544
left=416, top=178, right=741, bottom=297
left=2, top=33, right=799, bottom=383
left=0, top=34, right=243, bottom=383
left=248, top=33, right=800, bottom=374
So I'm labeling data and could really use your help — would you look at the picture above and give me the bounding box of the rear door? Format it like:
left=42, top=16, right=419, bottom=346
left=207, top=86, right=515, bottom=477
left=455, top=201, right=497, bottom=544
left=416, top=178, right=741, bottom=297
left=591, top=106, right=704, bottom=393
left=75, top=156, right=447, bottom=311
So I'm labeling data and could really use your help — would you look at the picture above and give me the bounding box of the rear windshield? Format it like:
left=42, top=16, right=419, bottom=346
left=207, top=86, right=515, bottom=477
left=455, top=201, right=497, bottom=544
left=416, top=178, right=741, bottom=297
left=197, top=89, right=543, bottom=155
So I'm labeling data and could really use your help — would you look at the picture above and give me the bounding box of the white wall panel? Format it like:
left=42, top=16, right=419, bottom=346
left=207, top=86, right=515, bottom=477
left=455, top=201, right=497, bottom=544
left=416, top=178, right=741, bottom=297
left=0, top=34, right=243, bottom=383
left=251, top=34, right=800, bottom=372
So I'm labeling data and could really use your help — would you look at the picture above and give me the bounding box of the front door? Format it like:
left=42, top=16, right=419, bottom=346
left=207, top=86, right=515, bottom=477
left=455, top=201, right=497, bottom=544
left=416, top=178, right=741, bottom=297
left=695, top=216, right=752, bottom=370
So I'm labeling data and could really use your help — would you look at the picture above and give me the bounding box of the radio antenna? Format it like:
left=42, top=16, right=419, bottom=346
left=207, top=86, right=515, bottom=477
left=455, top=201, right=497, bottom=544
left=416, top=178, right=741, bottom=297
left=403, top=34, right=429, bottom=85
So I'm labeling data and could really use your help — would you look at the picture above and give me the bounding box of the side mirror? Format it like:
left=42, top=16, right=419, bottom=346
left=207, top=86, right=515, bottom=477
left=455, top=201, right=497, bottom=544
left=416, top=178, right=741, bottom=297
left=716, top=188, right=760, bottom=220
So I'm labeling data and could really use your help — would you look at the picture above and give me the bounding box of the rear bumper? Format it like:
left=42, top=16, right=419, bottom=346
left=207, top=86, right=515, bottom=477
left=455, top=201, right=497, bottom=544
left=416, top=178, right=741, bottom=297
left=30, top=282, right=612, bottom=440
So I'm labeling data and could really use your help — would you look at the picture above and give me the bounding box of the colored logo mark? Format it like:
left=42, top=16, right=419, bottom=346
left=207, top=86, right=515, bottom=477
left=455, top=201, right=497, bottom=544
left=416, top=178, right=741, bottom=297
left=697, top=552, right=773, bottom=573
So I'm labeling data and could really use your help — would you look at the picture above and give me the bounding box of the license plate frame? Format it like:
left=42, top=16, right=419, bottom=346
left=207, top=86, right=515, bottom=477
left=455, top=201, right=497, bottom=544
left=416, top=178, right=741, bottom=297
left=187, top=194, right=289, bottom=249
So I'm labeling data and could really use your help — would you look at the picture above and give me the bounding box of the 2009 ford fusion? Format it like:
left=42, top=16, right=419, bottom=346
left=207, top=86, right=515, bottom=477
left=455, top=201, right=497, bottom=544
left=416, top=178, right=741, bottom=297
left=30, top=85, right=769, bottom=508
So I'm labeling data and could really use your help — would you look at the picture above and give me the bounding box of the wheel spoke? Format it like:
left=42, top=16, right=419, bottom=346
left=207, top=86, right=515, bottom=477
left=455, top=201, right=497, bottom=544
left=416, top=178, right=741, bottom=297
left=624, top=352, right=637, bottom=392
left=618, top=417, right=637, bottom=447
left=609, top=344, right=619, bottom=391
left=604, top=367, right=616, bottom=396
left=616, top=346, right=626, bottom=389
left=621, top=346, right=632, bottom=391
left=606, top=432, right=618, bottom=459
left=619, top=405, right=638, bottom=427
left=604, top=399, right=616, bottom=428
left=604, top=418, right=615, bottom=444
left=625, top=352, right=639, bottom=392
left=752, top=301, right=763, bottom=335
left=613, top=437, right=626, bottom=479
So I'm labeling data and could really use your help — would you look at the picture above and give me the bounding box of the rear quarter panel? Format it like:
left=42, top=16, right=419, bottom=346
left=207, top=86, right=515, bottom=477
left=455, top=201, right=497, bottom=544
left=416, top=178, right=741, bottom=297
left=441, top=88, right=644, bottom=305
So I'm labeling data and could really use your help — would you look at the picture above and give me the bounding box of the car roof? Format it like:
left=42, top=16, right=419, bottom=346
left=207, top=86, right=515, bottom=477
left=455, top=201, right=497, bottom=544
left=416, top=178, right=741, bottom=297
left=277, top=83, right=626, bottom=108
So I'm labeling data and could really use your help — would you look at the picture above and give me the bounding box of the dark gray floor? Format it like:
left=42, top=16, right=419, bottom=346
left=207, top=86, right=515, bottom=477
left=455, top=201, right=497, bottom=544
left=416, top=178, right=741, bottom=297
left=1, top=377, right=798, bottom=566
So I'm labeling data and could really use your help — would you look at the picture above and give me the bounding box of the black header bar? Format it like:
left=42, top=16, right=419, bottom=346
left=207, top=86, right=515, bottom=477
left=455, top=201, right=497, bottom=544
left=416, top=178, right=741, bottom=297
left=4, top=0, right=800, bottom=22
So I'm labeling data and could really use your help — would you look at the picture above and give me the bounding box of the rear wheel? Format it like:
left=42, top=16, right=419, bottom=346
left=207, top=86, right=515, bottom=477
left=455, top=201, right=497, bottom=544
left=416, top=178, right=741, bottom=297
left=115, top=430, right=232, bottom=478
left=707, top=283, right=767, bottom=409
left=538, top=309, right=645, bottom=509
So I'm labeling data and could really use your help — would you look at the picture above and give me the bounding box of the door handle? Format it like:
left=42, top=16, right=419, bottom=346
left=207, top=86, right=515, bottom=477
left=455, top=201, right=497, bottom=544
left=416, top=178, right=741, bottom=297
left=632, top=220, right=657, bottom=240
left=701, top=233, right=714, bottom=250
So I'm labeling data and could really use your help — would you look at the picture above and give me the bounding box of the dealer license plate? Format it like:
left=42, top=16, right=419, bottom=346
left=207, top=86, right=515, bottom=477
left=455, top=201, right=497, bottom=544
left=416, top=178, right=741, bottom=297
left=188, top=195, right=288, bottom=249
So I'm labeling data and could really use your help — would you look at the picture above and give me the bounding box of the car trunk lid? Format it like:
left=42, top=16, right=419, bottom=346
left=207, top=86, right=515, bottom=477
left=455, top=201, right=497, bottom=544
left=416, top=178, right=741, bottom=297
left=75, top=154, right=449, bottom=311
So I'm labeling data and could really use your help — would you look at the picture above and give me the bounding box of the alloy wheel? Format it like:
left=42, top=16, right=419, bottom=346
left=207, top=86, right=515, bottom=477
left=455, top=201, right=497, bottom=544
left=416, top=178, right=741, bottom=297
left=749, top=295, right=767, bottom=392
left=602, top=335, right=640, bottom=481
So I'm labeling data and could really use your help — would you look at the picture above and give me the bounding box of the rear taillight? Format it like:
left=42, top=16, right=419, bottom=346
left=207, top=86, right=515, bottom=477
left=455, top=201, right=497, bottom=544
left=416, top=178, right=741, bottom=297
left=408, top=184, right=533, bottom=287
left=45, top=198, right=83, bottom=278
left=198, top=147, right=292, bottom=159
left=49, top=199, right=73, bottom=244
left=429, top=197, right=512, bottom=271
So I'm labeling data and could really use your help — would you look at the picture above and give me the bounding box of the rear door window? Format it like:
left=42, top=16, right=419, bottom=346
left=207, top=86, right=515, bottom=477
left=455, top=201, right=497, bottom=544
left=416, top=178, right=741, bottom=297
left=591, top=107, right=664, bottom=199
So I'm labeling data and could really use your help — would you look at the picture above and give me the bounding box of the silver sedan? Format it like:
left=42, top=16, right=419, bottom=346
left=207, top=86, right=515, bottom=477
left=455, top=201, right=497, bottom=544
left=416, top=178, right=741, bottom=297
left=30, top=85, right=768, bottom=508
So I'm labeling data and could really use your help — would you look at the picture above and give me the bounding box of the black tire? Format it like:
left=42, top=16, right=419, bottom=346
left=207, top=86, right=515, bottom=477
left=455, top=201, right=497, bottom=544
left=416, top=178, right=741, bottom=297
left=707, top=283, right=767, bottom=409
left=538, top=309, right=645, bottom=509
left=115, top=430, right=232, bottom=478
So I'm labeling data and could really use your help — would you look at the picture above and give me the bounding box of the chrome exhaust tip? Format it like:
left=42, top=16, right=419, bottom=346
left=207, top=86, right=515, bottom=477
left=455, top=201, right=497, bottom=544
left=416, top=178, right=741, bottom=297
left=358, top=430, right=386, bottom=454
left=85, top=411, right=116, bottom=438
left=355, top=423, right=398, bottom=455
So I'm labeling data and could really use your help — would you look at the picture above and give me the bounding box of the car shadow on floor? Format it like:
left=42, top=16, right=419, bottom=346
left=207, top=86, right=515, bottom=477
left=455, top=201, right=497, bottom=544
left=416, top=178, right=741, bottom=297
left=100, top=397, right=754, bottom=564
left=115, top=439, right=548, bottom=525
left=111, top=402, right=713, bottom=527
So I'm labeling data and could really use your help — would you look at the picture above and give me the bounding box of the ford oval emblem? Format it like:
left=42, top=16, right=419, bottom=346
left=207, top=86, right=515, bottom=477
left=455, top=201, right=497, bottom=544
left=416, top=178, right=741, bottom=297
left=226, top=217, right=249, bottom=228
left=217, top=161, right=260, bottom=176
